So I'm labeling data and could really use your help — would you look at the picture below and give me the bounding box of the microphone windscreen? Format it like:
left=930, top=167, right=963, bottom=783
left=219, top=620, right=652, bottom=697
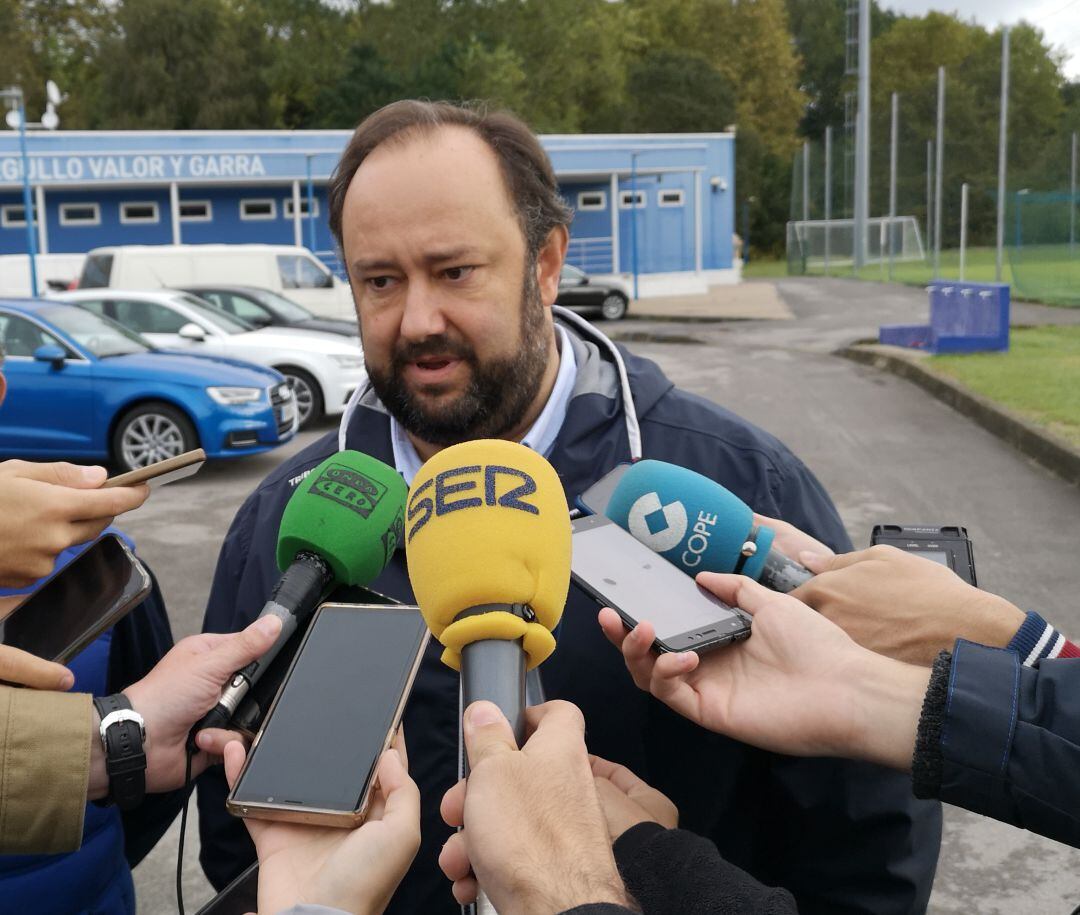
left=605, top=460, right=775, bottom=580
left=405, top=439, right=570, bottom=670
left=276, top=451, right=407, bottom=586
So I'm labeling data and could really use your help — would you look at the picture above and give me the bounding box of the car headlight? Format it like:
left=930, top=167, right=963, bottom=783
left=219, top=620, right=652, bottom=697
left=207, top=386, right=263, bottom=405
left=329, top=353, right=364, bottom=368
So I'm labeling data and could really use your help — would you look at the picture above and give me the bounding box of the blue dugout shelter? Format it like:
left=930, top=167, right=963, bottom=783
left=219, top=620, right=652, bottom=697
left=0, top=129, right=736, bottom=284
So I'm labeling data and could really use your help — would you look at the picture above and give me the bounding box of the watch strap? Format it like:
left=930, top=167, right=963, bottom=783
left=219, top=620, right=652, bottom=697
left=93, top=694, right=146, bottom=811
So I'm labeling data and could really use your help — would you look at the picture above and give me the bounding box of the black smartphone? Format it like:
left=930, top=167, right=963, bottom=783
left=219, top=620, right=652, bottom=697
left=575, top=463, right=631, bottom=516
left=194, top=862, right=258, bottom=915
left=870, top=524, right=977, bottom=585
left=571, top=514, right=751, bottom=653
left=0, top=533, right=152, bottom=663
left=227, top=602, right=429, bottom=827
left=230, top=586, right=401, bottom=739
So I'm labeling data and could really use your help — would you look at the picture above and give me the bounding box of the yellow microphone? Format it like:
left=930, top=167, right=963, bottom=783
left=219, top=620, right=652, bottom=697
left=405, top=439, right=571, bottom=738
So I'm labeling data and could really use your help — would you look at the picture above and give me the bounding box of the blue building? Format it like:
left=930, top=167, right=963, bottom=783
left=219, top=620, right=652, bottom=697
left=0, top=128, right=736, bottom=288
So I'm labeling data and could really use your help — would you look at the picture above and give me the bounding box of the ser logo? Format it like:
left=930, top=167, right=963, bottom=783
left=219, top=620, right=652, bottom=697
left=627, top=492, right=687, bottom=553
left=309, top=463, right=387, bottom=518
left=407, top=464, right=538, bottom=542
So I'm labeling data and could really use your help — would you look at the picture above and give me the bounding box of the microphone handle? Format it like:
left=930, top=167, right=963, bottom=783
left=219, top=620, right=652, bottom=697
left=460, top=638, right=526, bottom=915
left=759, top=549, right=814, bottom=593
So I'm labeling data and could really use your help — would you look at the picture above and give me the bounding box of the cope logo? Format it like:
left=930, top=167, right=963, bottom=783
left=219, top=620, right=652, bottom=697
left=627, top=492, right=687, bottom=553
left=310, top=464, right=387, bottom=518
left=407, top=464, right=538, bottom=543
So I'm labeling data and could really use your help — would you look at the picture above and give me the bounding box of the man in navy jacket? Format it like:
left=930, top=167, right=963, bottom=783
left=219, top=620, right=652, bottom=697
left=198, top=100, right=941, bottom=914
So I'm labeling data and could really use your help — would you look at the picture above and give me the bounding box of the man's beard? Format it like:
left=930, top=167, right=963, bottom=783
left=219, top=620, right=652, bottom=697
left=367, top=268, right=550, bottom=447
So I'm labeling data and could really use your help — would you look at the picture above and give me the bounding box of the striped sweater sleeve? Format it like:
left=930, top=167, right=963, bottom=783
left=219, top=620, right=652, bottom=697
left=1007, top=611, right=1080, bottom=667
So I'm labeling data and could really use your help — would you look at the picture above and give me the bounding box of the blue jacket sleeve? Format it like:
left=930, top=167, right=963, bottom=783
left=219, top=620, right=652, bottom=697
left=915, top=640, right=1080, bottom=847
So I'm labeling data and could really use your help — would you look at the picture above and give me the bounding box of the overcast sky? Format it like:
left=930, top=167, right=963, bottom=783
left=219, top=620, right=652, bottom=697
left=882, top=0, right=1080, bottom=79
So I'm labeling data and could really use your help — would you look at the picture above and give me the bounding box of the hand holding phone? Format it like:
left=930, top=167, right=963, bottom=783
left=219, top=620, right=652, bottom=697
left=222, top=735, right=421, bottom=915
left=0, top=460, right=148, bottom=589
left=0, top=645, right=74, bottom=690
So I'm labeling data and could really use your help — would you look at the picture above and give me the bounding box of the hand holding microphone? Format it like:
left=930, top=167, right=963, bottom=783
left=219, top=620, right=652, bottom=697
left=191, top=451, right=407, bottom=742
left=604, top=461, right=816, bottom=592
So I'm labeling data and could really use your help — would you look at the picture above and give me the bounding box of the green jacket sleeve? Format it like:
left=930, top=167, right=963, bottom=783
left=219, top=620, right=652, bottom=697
left=0, top=686, right=92, bottom=854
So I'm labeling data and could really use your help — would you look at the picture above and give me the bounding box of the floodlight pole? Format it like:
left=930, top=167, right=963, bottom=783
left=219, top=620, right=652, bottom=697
left=933, top=67, right=945, bottom=279
left=1, top=87, right=38, bottom=296
left=1070, top=131, right=1077, bottom=255
left=802, top=140, right=810, bottom=224
left=996, top=28, right=1009, bottom=283
left=888, top=93, right=898, bottom=281
left=852, top=0, right=870, bottom=270
left=926, top=140, right=933, bottom=254
left=960, top=182, right=969, bottom=281
left=824, top=126, right=833, bottom=274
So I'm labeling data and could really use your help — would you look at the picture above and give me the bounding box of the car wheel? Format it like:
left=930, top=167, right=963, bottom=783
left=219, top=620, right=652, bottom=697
left=600, top=293, right=628, bottom=321
left=279, top=367, right=323, bottom=429
left=112, top=403, right=198, bottom=472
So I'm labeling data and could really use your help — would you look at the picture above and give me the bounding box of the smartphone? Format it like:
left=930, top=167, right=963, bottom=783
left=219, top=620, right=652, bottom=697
left=194, top=862, right=258, bottom=915
left=227, top=602, right=430, bottom=827
left=0, top=534, right=152, bottom=663
left=104, top=448, right=206, bottom=488
left=575, top=463, right=631, bottom=516
left=230, top=586, right=401, bottom=739
left=571, top=514, right=751, bottom=653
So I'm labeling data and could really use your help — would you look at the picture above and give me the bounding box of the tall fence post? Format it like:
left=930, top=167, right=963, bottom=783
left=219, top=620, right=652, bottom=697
left=888, top=92, right=898, bottom=281
left=996, top=27, right=1009, bottom=283
left=802, top=140, right=810, bottom=224
left=960, top=182, right=969, bottom=281
left=824, top=126, right=832, bottom=275
left=926, top=140, right=934, bottom=255
left=1071, top=131, right=1077, bottom=256
left=933, top=67, right=945, bottom=279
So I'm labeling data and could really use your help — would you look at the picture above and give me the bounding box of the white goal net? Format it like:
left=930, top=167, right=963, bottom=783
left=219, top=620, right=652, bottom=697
left=786, top=216, right=925, bottom=269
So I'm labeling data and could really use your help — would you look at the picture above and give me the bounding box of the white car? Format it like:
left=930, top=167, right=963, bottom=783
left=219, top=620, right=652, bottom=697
left=53, top=289, right=364, bottom=428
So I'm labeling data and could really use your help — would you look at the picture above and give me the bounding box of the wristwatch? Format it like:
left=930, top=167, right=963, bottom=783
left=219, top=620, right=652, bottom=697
left=93, top=694, right=147, bottom=811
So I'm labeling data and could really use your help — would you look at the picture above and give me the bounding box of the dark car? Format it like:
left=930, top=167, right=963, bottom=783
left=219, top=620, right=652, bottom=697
left=183, top=285, right=359, bottom=341
left=555, top=264, right=631, bottom=321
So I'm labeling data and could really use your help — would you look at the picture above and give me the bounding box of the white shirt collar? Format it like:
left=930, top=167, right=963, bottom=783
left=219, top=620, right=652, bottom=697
left=389, top=324, right=577, bottom=485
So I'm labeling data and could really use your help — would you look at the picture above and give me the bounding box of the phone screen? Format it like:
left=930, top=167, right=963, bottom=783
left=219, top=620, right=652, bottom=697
left=0, top=534, right=151, bottom=662
left=571, top=516, right=750, bottom=649
left=231, top=604, right=428, bottom=813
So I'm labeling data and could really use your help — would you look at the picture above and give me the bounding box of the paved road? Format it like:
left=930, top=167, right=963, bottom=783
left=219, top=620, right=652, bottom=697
left=127, top=277, right=1080, bottom=913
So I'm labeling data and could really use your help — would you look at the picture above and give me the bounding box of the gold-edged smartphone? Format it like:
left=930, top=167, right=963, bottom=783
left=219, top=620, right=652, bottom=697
left=226, top=602, right=429, bottom=827
left=104, top=448, right=206, bottom=488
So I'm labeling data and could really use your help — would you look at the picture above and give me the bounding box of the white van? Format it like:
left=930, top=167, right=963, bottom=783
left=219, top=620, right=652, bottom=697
left=76, top=244, right=355, bottom=319
left=0, top=253, right=86, bottom=297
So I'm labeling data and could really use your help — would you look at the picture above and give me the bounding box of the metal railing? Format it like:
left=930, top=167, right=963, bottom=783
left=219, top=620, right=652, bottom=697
left=566, top=236, right=614, bottom=274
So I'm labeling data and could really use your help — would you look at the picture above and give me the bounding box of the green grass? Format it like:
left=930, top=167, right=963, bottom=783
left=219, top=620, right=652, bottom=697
left=930, top=326, right=1080, bottom=448
left=775, top=245, right=1080, bottom=308
left=742, top=257, right=791, bottom=279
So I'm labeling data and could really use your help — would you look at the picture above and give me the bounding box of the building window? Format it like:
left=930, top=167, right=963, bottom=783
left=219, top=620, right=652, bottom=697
left=1, top=204, right=36, bottom=228
left=658, top=189, right=685, bottom=208
left=179, top=200, right=213, bottom=222
left=240, top=199, right=276, bottom=221
left=120, top=201, right=160, bottom=224
left=284, top=197, right=320, bottom=219
left=59, top=203, right=101, bottom=227
left=619, top=191, right=645, bottom=210
left=576, top=191, right=606, bottom=212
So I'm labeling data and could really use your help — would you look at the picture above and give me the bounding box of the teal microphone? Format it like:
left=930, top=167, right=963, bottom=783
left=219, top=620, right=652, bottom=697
left=605, top=460, right=813, bottom=593
left=190, top=451, right=407, bottom=743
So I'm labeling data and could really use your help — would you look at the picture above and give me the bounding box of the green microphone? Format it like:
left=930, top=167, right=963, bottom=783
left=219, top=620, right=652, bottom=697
left=190, top=451, right=407, bottom=743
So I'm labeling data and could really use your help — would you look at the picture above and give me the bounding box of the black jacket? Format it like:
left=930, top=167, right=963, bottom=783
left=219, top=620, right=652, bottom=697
left=915, top=641, right=1080, bottom=848
left=198, top=322, right=941, bottom=914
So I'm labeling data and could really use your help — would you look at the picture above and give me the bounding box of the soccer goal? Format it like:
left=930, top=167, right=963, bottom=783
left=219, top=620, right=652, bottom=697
left=786, top=216, right=925, bottom=272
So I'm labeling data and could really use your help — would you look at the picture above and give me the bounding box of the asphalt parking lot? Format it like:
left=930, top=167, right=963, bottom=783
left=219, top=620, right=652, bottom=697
left=128, top=277, right=1080, bottom=914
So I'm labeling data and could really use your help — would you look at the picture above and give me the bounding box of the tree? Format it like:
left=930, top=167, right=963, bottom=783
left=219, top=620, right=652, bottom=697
left=624, top=49, right=735, bottom=133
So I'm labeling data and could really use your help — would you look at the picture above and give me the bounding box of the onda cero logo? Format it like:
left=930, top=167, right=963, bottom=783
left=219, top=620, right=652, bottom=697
left=310, top=463, right=387, bottom=518
left=628, top=492, right=687, bottom=552
left=407, top=464, right=538, bottom=542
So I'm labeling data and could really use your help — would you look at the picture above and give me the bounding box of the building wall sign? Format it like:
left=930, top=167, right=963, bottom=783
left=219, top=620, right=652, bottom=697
left=0, top=153, right=269, bottom=184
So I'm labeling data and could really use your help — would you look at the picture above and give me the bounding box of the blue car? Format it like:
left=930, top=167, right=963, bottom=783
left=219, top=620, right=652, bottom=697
left=0, top=299, right=298, bottom=471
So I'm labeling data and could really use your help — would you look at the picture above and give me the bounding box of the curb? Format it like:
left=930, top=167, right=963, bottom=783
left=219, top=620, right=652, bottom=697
left=838, top=343, right=1080, bottom=488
